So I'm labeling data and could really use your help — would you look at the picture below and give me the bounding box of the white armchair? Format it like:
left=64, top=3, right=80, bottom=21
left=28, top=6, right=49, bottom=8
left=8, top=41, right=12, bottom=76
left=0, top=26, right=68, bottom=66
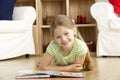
left=0, top=6, right=36, bottom=60
left=90, top=2, right=120, bottom=57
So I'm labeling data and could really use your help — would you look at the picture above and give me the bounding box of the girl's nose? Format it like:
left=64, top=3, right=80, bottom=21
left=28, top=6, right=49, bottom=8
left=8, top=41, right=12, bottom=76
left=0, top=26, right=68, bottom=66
left=61, top=36, right=67, bottom=41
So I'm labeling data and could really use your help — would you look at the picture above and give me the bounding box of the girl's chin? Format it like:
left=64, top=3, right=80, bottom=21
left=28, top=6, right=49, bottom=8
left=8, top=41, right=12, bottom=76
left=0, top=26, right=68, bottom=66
left=61, top=43, right=72, bottom=47
left=60, top=41, right=73, bottom=47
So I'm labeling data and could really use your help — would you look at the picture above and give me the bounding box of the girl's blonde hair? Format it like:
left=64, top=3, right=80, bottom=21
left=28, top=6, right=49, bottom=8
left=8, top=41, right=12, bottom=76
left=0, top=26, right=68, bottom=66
left=50, top=15, right=94, bottom=71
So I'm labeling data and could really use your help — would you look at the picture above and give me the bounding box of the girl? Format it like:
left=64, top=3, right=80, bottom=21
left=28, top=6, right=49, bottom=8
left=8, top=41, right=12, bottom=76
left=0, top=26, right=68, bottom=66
left=38, top=15, right=94, bottom=72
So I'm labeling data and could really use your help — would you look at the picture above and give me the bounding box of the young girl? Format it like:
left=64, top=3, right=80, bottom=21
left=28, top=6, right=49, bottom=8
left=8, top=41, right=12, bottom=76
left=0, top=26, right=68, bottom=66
left=38, top=15, right=94, bottom=72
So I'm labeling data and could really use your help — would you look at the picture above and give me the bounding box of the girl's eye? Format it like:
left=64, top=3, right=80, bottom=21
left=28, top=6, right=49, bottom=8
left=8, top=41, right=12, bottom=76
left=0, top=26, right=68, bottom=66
left=65, top=32, right=69, bottom=35
left=56, top=36, right=61, bottom=39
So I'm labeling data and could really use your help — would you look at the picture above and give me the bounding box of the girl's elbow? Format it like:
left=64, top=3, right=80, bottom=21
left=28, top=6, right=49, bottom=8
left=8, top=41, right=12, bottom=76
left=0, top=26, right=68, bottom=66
left=39, top=65, right=48, bottom=70
left=39, top=66, right=45, bottom=70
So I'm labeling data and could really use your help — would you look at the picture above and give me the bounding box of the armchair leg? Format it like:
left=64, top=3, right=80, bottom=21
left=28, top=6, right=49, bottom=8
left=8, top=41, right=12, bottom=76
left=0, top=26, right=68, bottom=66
left=102, top=56, right=107, bottom=58
left=25, top=54, right=30, bottom=58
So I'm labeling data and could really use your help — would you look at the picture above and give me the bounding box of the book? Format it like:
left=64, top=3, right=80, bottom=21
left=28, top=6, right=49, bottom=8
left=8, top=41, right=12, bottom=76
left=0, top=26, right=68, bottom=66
left=16, top=70, right=86, bottom=79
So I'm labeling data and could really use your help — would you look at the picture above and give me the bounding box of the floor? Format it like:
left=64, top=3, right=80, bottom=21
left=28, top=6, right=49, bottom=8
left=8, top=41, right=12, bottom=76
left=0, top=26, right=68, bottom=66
left=0, top=53, right=120, bottom=80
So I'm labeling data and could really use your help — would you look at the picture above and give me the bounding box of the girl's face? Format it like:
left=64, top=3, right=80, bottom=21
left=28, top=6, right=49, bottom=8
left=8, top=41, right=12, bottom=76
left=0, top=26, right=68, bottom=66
left=54, top=26, right=76, bottom=49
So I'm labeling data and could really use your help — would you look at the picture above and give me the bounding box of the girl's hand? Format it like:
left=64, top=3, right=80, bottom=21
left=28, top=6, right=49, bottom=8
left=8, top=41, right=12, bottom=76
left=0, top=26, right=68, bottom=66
left=67, top=64, right=83, bottom=72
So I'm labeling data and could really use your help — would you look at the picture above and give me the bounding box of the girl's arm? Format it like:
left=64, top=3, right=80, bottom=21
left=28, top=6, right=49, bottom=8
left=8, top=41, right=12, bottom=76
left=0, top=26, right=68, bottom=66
left=74, top=53, right=86, bottom=65
left=38, top=52, right=84, bottom=72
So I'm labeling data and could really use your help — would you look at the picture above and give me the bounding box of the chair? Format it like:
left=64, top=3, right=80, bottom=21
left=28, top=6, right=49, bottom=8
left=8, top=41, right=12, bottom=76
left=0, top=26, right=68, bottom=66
left=90, top=2, right=120, bottom=57
left=0, top=6, right=36, bottom=60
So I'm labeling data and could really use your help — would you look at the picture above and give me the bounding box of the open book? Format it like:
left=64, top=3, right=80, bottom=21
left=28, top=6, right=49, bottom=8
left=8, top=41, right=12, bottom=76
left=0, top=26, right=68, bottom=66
left=16, top=70, right=86, bottom=79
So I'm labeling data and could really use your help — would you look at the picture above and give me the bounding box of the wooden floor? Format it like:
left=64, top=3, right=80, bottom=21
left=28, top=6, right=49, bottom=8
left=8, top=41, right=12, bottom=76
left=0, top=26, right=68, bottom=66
left=0, top=53, right=120, bottom=80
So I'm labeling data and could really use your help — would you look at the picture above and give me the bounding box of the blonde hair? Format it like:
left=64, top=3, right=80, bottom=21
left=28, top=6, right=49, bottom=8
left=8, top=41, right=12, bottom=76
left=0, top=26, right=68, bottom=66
left=76, top=32, right=94, bottom=71
left=50, top=15, right=75, bottom=37
left=50, top=15, right=94, bottom=71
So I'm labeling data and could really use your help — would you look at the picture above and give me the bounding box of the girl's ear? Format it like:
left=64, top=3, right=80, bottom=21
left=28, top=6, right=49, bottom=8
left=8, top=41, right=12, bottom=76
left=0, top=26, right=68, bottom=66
left=73, top=27, right=77, bottom=35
